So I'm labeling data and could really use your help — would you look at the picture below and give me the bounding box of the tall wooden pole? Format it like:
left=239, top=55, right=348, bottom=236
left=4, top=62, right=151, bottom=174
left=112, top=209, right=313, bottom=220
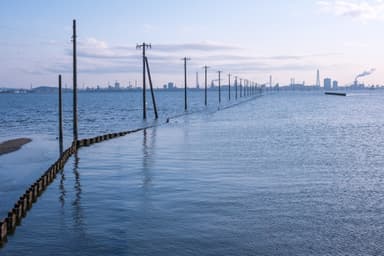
left=228, top=73, right=231, bottom=101
left=204, top=66, right=209, bottom=106
left=142, top=44, right=146, bottom=119
left=58, top=74, right=63, bottom=154
left=72, top=19, right=78, bottom=144
left=218, top=70, right=222, bottom=104
left=240, top=78, right=243, bottom=98
left=136, top=43, right=151, bottom=119
left=235, top=76, right=238, bottom=100
left=182, top=57, right=190, bottom=111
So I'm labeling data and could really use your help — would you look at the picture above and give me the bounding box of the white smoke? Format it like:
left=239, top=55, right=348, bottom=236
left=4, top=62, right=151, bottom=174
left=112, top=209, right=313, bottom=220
left=355, top=68, right=376, bottom=80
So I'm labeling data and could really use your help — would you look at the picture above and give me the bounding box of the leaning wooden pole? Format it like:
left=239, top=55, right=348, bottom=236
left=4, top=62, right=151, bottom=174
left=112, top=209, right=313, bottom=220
left=145, top=57, right=158, bottom=119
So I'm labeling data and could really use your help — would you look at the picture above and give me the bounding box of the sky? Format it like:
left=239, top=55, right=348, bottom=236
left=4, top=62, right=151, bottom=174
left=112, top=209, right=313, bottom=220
left=1, top=0, right=384, bottom=88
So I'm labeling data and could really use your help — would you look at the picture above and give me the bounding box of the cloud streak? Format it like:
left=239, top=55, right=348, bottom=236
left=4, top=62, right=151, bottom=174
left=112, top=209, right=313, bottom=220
left=46, top=37, right=333, bottom=78
left=317, top=0, right=384, bottom=21
left=153, top=42, right=241, bottom=52
left=115, top=41, right=240, bottom=52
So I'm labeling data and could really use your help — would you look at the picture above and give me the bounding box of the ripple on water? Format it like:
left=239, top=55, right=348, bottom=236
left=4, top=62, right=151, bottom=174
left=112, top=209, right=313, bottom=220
left=1, top=91, right=384, bottom=255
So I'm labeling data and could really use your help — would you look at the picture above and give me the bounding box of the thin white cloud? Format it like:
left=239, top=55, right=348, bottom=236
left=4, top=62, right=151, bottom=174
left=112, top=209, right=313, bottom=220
left=143, top=24, right=155, bottom=33
left=116, top=41, right=241, bottom=53
left=317, top=0, right=384, bottom=21
left=80, top=37, right=108, bottom=49
left=153, top=41, right=240, bottom=52
left=77, top=37, right=113, bottom=57
left=73, top=39, right=244, bottom=64
left=47, top=37, right=335, bottom=76
left=40, top=39, right=58, bottom=46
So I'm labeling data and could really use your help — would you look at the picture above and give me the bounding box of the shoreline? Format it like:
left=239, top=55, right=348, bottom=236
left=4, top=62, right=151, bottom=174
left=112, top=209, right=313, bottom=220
left=0, top=138, right=32, bottom=156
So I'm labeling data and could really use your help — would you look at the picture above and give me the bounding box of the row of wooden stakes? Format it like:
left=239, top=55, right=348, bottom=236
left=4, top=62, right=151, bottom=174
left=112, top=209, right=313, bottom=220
left=0, top=126, right=151, bottom=245
left=0, top=143, right=76, bottom=244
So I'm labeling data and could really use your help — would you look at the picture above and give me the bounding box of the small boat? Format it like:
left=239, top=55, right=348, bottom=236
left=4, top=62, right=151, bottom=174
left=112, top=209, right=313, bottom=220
left=324, top=91, right=346, bottom=96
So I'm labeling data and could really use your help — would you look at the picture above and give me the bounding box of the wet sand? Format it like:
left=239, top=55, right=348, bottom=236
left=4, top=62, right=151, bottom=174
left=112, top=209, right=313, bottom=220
left=0, top=138, right=32, bottom=156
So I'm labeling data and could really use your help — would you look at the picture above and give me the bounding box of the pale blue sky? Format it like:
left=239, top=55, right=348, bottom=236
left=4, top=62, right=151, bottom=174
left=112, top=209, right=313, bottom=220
left=1, top=0, right=383, bottom=88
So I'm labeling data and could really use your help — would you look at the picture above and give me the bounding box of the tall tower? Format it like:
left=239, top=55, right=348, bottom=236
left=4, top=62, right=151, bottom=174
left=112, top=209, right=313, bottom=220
left=316, top=69, right=320, bottom=87
left=196, top=72, right=200, bottom=89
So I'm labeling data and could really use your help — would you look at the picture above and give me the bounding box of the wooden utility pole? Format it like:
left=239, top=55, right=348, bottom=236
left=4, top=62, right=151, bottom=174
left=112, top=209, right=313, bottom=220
left=218, top=70, right=222, bottom=104
left=182, top=57, right=191, bottom=111
left=235, top=76, right=238, bottom=100
left=72, top=19, right=78, bottom=144
left=137, top=42, right=151, bottom=119
left=203, top=66, right=209, bottom=106
left=144, top=57, right=158, bottom=119
left=58, top=74, right=63, bottom=154
left=228, top=73, right=231, bottom=101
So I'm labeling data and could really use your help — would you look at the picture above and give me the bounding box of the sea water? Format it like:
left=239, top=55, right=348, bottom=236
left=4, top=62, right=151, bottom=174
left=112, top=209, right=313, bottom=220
left=1, top=90, right=384, bottom=255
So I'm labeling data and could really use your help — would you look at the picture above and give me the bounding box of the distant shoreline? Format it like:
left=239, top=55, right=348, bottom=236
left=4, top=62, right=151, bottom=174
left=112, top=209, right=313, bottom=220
left=0, top=138, right=32, bottom=156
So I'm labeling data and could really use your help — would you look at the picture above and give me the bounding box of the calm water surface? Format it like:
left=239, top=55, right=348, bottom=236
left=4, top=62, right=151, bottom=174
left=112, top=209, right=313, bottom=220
left=1, top=90, right=384, bottom=255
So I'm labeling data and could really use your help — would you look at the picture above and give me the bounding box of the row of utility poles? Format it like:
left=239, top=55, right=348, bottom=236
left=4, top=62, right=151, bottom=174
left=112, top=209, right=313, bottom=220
left=60, top=20, right=261, bottom=150
left=139, top=45, right=260, bottom=119
left=186, top=62, right=259, bottom=108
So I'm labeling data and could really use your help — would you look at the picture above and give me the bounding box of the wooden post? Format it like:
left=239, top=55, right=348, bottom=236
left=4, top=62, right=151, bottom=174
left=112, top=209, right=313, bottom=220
left=235, top=76, right=238, bottom=100
left=142, top=45, right=146, bottom=119
left=72, top=19, right=78, bottom=144
left=182, top=57, right=190, bottom=111
left=218, top=70, right=222, bottom=104
left=0, top=219, right=7, bottom=242
left=58, top=74, right=63, bottom=154
left=204, top=66, right=209, bottom=106
left=145, top=57, right=158, bottom=119
left=240, top=78, right=243, bottom=97
left=228, top=73, right=231, bottom=101
left=184, top=58, right=187, bottom=110
left=136, top=43, right=151, bottom=119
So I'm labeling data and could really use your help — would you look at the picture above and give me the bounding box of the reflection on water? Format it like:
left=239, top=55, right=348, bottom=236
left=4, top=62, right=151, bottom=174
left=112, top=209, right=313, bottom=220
left=59, top=168, right=66, bottom=207
left=2, top=91, right=384, bottom=255
left=0, top=90, right=228, bottom=140
left=71, top=153, right=84, bottom=233
left=142, top=127, right=157, bottom=189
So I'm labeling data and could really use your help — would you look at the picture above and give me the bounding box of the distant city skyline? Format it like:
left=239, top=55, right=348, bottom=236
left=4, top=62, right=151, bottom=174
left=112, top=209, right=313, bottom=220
left=1, top=0, right=384, bottom=88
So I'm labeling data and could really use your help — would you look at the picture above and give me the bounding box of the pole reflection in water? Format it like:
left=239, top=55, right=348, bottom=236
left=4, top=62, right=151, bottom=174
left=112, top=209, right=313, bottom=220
left=142, top=127, right=157, bottom=190
left=58, top=166, right=67, bottom=237
left=72, top=153, right=85, bottom=233
left=59, top=167, right=66, bottom=208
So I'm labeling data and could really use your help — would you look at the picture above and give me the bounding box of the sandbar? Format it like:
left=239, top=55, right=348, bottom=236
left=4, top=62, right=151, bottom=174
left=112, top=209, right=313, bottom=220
left=0, top=138, right=32, bottom=156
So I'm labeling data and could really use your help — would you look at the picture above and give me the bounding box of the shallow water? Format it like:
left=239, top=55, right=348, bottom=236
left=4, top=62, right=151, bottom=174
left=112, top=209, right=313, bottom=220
left=0, top=90, right=229, bottom=141
left=0, top=89, right=241, bottom=218
left=1, top=90, right=384, bottom=255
